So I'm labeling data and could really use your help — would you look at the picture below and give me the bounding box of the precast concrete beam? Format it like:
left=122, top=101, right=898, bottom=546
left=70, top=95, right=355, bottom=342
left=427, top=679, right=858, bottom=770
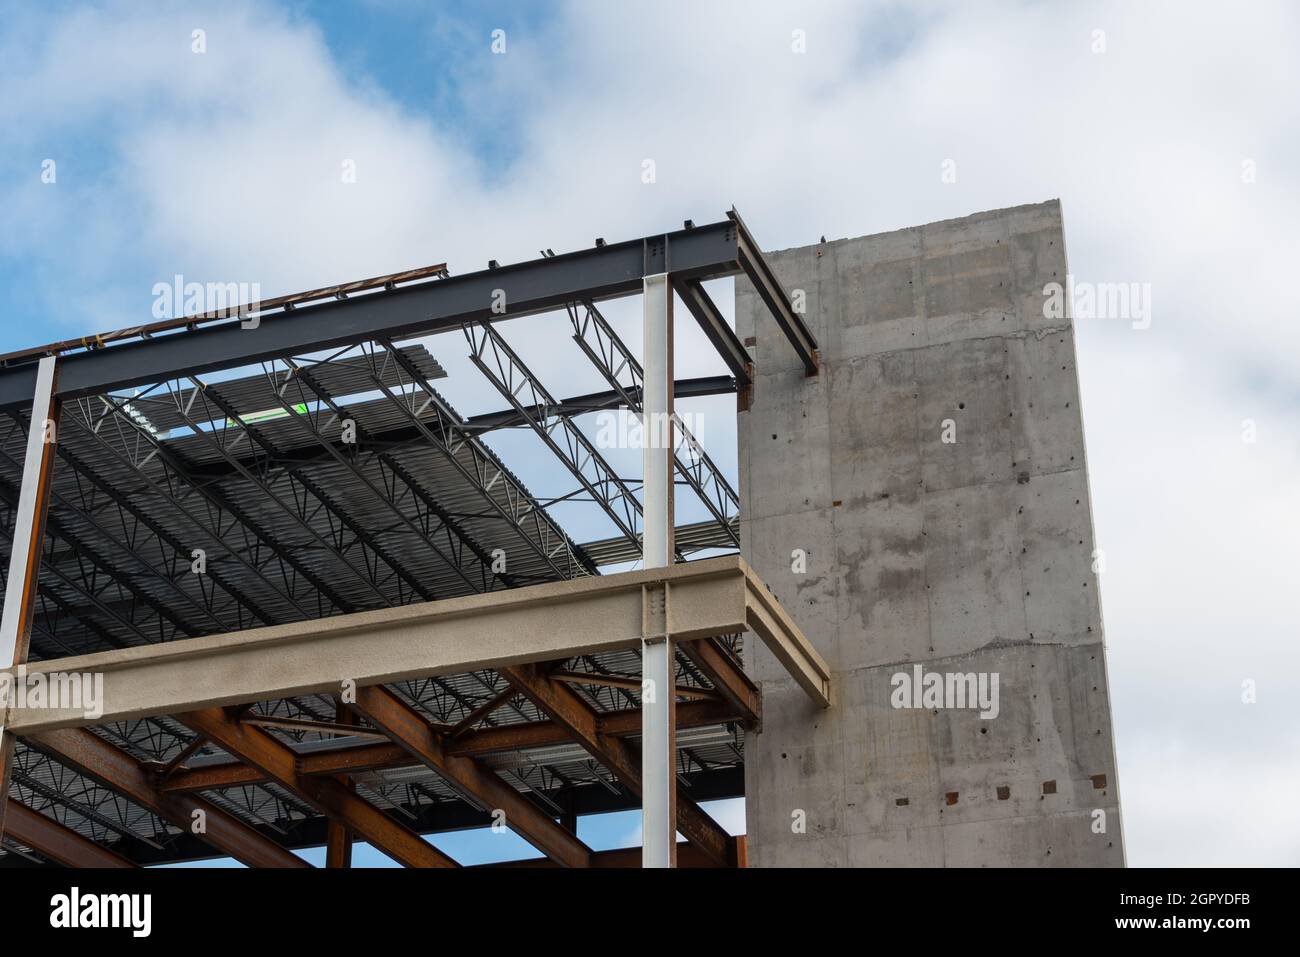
left=3, top=556, right=827, bottom=734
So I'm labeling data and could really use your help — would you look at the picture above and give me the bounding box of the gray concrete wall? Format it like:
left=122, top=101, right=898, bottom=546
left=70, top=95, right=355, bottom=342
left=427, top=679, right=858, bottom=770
left=736, top=200, right=1124, bottom=867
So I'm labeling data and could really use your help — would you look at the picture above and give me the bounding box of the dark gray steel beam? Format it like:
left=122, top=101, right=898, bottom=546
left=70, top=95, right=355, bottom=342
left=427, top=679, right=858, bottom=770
left=675, top=280, right=753, bottom=386
left=0, top=220, right=744, bottom=409
left=466, top=375, right=736, bottom=432
left=728, top=208, right=820, bottom=376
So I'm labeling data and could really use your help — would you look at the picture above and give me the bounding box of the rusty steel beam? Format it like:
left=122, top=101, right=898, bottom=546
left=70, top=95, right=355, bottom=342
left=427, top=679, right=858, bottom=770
left=447, top=687, right=518, bottom=739
left=26, top=727, right=308, bottom=868
left=679, top=638, right=761, bottom=729
left=159, top=698, right=738, bottom=794
left=3, top=800, right=136, bottom=868
left=551, top=670, right=720, bottom=701
left=353, top=685, right=593, bottom=868
left=325, top=822, right=352, bottom=869
left=155, top=736, right=206, bottom=780
left=176, top=707, right=456, bottom=868
left=242, top=714, right=392, bottom=741
left=326, top=700, right=355, bottom=869
left=477, top=838, right=745, bottom=868
left=447, top=697, right=736, bottom=754
left=0, top=262, right=450, bottom=368
left=502, top=663, right=736, bottom=867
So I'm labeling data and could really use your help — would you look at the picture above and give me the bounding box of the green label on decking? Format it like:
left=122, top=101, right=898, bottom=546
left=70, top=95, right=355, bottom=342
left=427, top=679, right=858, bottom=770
left=225, top=403, right=308, bottom=429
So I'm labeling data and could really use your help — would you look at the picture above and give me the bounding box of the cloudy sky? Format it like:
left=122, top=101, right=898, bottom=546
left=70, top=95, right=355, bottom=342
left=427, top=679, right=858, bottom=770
left=2, top=0, right=1297, bottom=867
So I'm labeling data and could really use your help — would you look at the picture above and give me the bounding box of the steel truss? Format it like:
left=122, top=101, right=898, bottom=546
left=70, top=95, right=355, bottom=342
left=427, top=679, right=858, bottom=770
left=466, top=320, right=645, bottom=552
left=567, top=300, right=740, bottom=547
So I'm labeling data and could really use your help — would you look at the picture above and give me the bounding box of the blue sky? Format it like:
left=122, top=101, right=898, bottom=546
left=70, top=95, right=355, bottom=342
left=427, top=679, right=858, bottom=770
left=2, top=0, right=1299, bottom=866
left=291, top=0, right=543, bottom=168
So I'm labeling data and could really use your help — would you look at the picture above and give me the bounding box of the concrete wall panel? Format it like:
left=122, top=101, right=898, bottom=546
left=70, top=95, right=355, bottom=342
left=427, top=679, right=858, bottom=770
left=738, top=201, right=1124, bottom=867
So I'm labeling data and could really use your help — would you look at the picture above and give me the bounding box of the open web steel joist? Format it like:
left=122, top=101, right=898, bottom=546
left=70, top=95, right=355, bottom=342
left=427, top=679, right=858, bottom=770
left=0, top=210, right=824, bottom=867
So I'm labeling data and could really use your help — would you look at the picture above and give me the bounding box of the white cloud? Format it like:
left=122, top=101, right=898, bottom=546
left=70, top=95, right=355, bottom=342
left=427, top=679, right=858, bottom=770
left=2, top=0, right=1297, bottom=864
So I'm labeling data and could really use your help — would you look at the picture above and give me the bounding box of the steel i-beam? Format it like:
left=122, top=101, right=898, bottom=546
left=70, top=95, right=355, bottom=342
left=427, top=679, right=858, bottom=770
left=641, top=273, right=675, bottom=868
left=176, top=707, right=457, bottom=868
left=0, top=356, right=58, bottom=844
left=0, top=219, right=746, bottom=410
left=157, top=698, right=740, bottom=794
left=27, top=727, right=309, bottom=868
left=0, top=357, right=58, bottom=668
left=3, top=800, right=136, bottom=868
left=326, top=700, right=355, bottom=868
left=351, top=684, right=594, bottom=867
left=728, top=208, right=819, bottom=376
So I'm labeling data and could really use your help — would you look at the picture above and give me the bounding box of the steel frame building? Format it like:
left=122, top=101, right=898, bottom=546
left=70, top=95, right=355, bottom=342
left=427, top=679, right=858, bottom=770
left=0, top=209, right=829, bottom=868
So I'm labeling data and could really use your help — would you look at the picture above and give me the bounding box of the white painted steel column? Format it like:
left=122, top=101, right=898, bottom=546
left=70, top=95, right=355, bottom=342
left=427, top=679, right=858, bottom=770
left=0, top=357, right=58, bottom=666
left=0, top=356, right=60, bottom=841
left=641, top=273, right=676, bottom=868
